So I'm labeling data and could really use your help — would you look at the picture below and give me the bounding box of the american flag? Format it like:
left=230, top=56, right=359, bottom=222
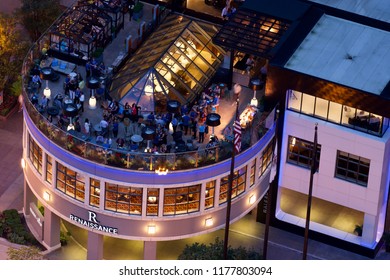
left=233, top=104, right=241, bottom=154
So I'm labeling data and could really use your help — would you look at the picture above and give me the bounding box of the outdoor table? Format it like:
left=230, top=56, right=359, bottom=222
left=94, top=124, right=102, bottom=133
left=131, top=134, right=143, bottom=143
left=47, top=106, right=59, bottom=118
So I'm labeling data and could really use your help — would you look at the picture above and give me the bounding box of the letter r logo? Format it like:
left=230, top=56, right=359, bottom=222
left=88, top=211, right=99, bottom=223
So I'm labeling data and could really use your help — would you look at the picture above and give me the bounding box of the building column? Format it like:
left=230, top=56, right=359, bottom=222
left=23, top=181, right=35, bottom=216
left=144, top=240, right=157, bottom=260
left=43, top=208, right=61, bottom=250
left=362, top=213, right=379, bottom=247
left=87, top=231, right=104, bottom=260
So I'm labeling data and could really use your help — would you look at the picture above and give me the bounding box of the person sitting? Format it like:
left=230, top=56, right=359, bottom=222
left=116, top=137, right=125, bottom=148
left=223, top=126, right=233, bottom=141
left=32, top=74, right=42, bottom=89
left=159, top=144, right=167, bottom=153
left=96, top=135, right=104, bottom=143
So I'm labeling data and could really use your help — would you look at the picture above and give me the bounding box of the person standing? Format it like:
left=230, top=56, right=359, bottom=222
left=79, top=91, right=85, bottom=112
left=84, top=118, right=91, bottom=135
left=85, top=60, right=91, bottom=78
left=128, top=0, right=135, bottom=21
left=191, top=118, right=198, bottom=140
left=198, top=122, right=206, bottom=143
left=182, top=113, right=190, bottom=135
left=112, top=118, right=119, bottom=138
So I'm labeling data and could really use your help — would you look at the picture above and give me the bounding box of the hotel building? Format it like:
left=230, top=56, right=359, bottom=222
left=21, top=2, right=276, bottom=259
left=20, top=0, right=390, bottom=259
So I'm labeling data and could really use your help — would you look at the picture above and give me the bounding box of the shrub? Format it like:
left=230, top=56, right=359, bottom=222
left=60, top=231, right=71, bottom=246
left=178, top=237, right=261, bottom=260
left=7, top=246, right=44, bottom=260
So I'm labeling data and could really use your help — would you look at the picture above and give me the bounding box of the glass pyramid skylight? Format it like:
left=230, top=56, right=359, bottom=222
left=109, top=15, right=225, bottom=114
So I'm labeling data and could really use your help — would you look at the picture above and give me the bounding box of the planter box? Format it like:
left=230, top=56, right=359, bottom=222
left=0, top=103, right=18, bottom=121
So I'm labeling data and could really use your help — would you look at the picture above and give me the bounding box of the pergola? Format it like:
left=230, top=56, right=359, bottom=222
left=76, top=0, right=125, bottom=33
left=48, top=4, right=113, bottom=64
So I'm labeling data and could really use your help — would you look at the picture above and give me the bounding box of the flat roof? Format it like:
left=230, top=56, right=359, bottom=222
left=285, top=14, right=390, bottom=95
left=308, top=0, right=390, bottom=23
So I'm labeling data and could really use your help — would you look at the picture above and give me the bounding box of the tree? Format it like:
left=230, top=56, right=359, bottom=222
left=178, top=237, right=261, bottom=260
left=17, top=0, right=63, bottom=42
left=0, top=13, right=30, bottom=91
left=7, top=246, right=44, bottom=260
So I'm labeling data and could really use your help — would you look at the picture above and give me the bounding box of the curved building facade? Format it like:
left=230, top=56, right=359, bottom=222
left=22, top=105, right=275, bottom=259
left=20, top=4, right=276, bottom=259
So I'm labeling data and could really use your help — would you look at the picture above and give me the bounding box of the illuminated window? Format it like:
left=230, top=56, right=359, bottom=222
left=56, top=163, right=85, bottom=202
left=335, top=151, right=369, bottom=186
left=46, top=155, right=52, bottom=183
left=219, top=167, right=247, bottom=205
left=259, top=138, right=275, bottom=178
left=287, top=136, right=321, bottom=170
left=250, top=159, right=256, bottom=187
left=147, top=188, right=159, bottom=216
left=104, top=183, right=142, bottom=215
left=89, top=178, right=100, bottom=208
left=28, top=134, right=42, bottom=174
left=286, top=90, right=388, bottom=136
left=205, top=180, right=215, bottom=209
left=163, top=185, right=200, bottom=216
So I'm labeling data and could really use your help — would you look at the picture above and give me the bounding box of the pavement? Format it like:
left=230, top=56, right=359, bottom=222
left=1, top=1, right=390, bottom=261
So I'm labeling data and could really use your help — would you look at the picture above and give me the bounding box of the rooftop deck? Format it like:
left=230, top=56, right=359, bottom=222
left=22, top=2, right=272, bottom=172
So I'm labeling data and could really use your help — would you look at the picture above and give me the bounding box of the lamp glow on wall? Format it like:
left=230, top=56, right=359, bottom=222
left=148, top=225, right=156, bottom=234
left=249, top=194, right=256, bottom=205
left=205, top=217, right=214, bottom=227
left=43, top=191, right=51, bottom=201
left=20, top=158, right=26, bottom=169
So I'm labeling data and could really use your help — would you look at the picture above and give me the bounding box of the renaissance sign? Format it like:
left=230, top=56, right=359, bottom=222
left=70, top=211, right=118, bottom=234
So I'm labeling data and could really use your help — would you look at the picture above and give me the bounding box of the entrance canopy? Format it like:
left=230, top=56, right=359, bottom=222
left=109, top=15, right=226, bottom=114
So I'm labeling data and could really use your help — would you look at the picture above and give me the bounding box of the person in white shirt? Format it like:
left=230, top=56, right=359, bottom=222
left=100, top=118, right=109, bottom=136
left=84, top=118, right=91, bottom=135
left=221, top=6, right=229, bottom=20
left=79, top=92, right=85, bottom=112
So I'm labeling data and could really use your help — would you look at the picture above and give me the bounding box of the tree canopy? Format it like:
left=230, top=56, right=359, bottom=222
left=17, top=0, right=63, bottom=42
left=0, top=13, right=30, bottom=91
